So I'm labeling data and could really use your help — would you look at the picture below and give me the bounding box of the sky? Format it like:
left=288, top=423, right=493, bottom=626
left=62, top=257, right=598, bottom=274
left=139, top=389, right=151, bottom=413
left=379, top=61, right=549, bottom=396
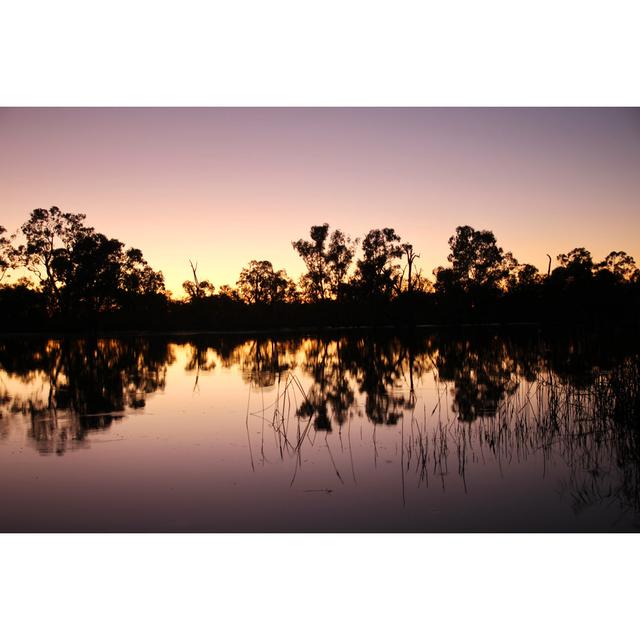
left=1, top=107, right=639, bottom=297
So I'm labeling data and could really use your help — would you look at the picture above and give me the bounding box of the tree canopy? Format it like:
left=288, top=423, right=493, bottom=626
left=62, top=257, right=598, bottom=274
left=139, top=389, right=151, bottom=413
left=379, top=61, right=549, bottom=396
left=353, top=228, right=403, bottom=298
left=236, top=260, right=297, bottom=305
left=446, top=225, right=507, bottom=291
left=292, top=224, right=356, bottom=301
left=7, top=207, right=165, bottom=319
left=1, top=207, right=639, bottom=330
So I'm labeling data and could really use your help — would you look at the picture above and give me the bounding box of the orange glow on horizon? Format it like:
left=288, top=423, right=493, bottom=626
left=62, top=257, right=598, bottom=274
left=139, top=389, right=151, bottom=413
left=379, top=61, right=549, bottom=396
left=1, top=108, right=639, bottom=297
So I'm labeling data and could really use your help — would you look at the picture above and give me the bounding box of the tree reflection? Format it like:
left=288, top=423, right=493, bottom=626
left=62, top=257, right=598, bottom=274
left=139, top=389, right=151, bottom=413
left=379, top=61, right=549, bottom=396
left=2, top=330, right=640, bottom=520
left=205, top=337, right=299, bottom=389
left=296, top=338, right=355, bottom=430
left=432, top=333, right=531, bottom=422
left=183, top=337, right=217, bottom=391
left=0, top=337, right=173, bottom=454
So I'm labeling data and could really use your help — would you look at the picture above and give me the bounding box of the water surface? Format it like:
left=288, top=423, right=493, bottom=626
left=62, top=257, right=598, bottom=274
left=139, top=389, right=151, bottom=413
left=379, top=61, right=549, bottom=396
left=1, top=330, right=639, bottom=532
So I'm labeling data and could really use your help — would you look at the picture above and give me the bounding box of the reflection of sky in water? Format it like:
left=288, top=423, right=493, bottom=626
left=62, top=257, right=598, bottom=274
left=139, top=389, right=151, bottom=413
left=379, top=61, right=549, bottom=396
left=0, top=333, right=639, bottom=532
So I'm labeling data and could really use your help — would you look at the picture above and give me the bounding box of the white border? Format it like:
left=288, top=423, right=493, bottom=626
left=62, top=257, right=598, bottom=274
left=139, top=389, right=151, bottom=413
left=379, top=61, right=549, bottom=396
left=2, top=533, right=639, bottom=639
left=2, top=1, right=639, bottom=106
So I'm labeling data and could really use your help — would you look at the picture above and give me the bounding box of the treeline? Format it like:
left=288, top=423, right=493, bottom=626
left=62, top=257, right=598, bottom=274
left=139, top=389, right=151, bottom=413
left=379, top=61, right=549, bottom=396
left=1, top=206, right=639, bottom=331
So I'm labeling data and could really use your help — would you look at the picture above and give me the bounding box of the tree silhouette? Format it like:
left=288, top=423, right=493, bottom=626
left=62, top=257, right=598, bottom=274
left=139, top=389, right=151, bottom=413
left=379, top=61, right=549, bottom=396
left=120, top=248, right=165, bottom=297
left=236, top=260, right=296, bottom=304
left=408, top=267, right=433, bottom=294
left=326, top=229, right=357, bottom=299
left=352, top=228, right=403, bottom=299
left=598, top=251, right=638, bottom=282
left=548, top=248, right=596, bottom=294
left=510, top=262, right=541, bottom=290
left=182, top=259, right=215, bottom=300
left=58, top=232, right=125, bottom=315
left=557, top=247, right=593, bottom=271
left=445, top=225, right=507, bottom=291
left=555, top=247, right=595, bottom=286
left=9, top=208, right=165, bottom=321
left=292, top=223, right=356, bottom=301
left=292, top=224, right=330, bottom=301
left=217, top=284, right=240, bottom=301
left=0, top=225, right=16, bottom=283
left=17, top=207, right=91, bottom=311
left=54, top=232, right=166, bottom=318
left=401, top=243, right=419, bottom=293
left=2, top=206, right=640, bottom=331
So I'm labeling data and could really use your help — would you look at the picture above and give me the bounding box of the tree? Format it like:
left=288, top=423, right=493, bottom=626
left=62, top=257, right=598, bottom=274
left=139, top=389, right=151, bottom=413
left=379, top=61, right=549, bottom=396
left=292, top=224, right=329, bottom=301
left=409, top=268, right=433, bottom=294
left=401, top=243, right=420, bottom=293
left=433, top=266, right=459, bottom=296
left=182, top=260, right=215, bottom=301
left=557, top=247, right=593, bottom=274
left=0, top=225, right=16, bottom=283
left=17, top=207, right=90, bottom=310
left=326, top=229, right=357, bottom=298
left=36, top=228, right=166, bottom=316
left=512, top=263, right=541, bottom=290
left=500, top=252, right=541, bottom=292
left=501, top=251, right=519, bottom=290
left=237, top=260, right=296, bottom=304
left=446, top=225, right=507, bottom=291
left=353, top=228, right=403, bottom=298
left=217, top=284, right=240, bottom=301
left=597, top=251, right=638, bottom=282
left=120, top=247, right=165, bottom=297
left=292, top=224, right=356, bottom=301
left=550, top=248, right=595, bottom=291
left=58, top=232, right=125, bottom=314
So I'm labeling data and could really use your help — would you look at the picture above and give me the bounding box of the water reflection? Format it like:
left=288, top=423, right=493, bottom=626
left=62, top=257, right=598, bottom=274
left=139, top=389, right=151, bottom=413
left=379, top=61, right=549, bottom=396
left=0, top=330, right=639, bottom=530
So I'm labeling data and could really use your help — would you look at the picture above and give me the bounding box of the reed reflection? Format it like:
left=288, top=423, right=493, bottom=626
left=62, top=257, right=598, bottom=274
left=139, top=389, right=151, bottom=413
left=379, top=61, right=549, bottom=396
left=221, top=331, right=640, bottom=517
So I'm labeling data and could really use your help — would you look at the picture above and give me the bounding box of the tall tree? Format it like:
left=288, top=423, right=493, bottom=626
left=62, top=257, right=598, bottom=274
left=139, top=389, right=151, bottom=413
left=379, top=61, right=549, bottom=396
left=325, top=229, right=357, bottom=298
left=58, top=232, right=125, bottom=314
left=446, top=225, right=507, bottom=291
left=292, top=224, right=356, bottom=301
left=353, top=228, right=403, bottom=298
left=17, top=206, right=90, bottom=310
left=401, top=243, right=419, bottom=293
left=292, top=224, right=329, bottom=301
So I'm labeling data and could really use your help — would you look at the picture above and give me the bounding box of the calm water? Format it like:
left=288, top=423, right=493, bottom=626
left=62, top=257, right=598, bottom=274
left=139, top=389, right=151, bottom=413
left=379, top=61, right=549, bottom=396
left=1, top=330, right=639, bottom=532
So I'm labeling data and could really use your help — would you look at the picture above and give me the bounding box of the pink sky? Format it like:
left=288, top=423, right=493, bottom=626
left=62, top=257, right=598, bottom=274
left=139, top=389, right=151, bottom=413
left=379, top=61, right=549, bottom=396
left=1, top=108, right=639, bottom=296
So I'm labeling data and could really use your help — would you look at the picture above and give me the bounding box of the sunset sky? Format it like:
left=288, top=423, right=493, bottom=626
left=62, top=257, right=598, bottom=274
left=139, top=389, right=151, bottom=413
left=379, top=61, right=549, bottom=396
left=1, top=107, right=639, bottom=296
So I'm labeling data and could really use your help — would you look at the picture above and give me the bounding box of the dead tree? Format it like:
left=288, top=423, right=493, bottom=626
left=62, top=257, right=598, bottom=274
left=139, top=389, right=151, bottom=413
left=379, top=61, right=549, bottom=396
left=402, top=243, right=420, bottom=293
